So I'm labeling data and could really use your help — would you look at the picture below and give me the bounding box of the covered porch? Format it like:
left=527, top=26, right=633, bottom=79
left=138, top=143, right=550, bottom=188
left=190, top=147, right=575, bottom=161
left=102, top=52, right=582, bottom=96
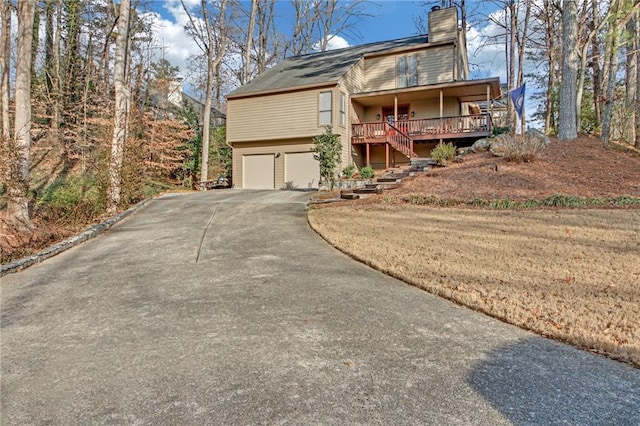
left=350, top=78, right=501, bottom=168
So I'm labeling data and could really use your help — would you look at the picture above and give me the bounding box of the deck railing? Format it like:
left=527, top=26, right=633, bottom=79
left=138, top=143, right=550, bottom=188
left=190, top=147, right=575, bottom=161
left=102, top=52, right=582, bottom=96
left=401, top=113, right=491, bottom=135
left=352, top=113, right=492, bottom=142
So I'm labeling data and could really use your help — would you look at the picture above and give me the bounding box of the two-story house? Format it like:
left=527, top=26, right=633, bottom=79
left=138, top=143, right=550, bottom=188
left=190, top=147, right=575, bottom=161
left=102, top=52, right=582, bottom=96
left=226, top=6, right=501, bottom=189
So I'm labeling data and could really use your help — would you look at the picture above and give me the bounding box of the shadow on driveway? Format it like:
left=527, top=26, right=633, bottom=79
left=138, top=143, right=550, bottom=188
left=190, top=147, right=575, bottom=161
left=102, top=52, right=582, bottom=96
left=468, top=337, right=640, bottom=425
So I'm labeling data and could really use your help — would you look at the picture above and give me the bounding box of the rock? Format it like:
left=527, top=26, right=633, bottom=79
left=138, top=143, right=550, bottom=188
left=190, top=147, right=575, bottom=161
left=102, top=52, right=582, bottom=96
left=489, top=134, right=511, bottom=157
left=471, top=138, right=492, bottom=153
left=526, top=128, right=551, bottom=147
left=454, top=155, right=465, bottom=163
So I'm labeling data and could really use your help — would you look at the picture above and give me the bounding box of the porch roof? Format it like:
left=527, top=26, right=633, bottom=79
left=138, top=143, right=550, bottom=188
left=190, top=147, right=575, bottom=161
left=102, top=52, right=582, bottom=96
left=350, top=78, right=502, bottom=106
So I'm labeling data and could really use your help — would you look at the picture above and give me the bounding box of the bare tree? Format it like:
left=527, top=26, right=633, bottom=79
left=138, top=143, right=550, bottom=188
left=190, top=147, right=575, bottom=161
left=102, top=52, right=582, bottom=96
left=315, top=0, right=371, bottom=52
left=635, top=11, right=640, bottom=148
left=558, top=0, right=578, bottom=140
left=243, top=0, right=257, bottom=84
left=255, top=0, right=278, bottom=74
left=600, top=0, right=629, bottom=146
left=625, top=8, right=638, bottom=144
left=6, top=0, right=36, bottom=229
left=182, top=0, right=229, bottom=184
left=0, top=0, right=10, bottom=143
left=106, top=0, right=131, bottom=214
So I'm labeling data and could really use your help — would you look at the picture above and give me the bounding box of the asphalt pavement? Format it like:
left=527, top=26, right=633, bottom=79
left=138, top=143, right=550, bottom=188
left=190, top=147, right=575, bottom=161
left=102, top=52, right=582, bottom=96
left=1, top=189, right=639, bottom=424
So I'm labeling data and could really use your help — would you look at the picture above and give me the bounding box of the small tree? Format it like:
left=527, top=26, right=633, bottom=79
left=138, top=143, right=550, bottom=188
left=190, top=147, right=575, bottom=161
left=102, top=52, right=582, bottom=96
left=312, top=126, right=341, bottom=189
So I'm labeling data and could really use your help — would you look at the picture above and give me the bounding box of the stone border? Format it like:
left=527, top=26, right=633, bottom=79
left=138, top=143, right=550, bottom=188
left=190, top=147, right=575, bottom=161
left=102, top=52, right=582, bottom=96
left=1, top=198, right=151, bottom=277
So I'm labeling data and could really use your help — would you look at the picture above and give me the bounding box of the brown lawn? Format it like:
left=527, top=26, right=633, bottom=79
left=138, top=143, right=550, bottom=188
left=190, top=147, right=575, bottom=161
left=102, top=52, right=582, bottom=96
left=308, top=135, right=640, bottom=367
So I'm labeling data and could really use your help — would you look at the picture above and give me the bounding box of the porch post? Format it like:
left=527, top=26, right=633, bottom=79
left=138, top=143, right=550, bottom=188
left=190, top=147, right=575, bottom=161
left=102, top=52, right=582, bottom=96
left=385, top=143, right=389, bottom=169
left=439, top=89, right=444, bottom=142
left=487, top=83, right=491, bottom=132
left=394, top=95, right=398, bottom=123
left=366, top=143, right=370, bottom=167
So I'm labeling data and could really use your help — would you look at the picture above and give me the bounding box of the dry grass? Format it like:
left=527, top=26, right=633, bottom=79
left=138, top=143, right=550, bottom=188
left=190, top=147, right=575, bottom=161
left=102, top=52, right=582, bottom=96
left=308, top=205, right=640, bottom=367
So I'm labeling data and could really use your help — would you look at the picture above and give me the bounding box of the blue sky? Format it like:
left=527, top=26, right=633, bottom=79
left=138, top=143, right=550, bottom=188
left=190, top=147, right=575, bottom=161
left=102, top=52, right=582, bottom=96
left=146, top=1, right=516, bottom=99
left=148, top=1, right=506, bottom=76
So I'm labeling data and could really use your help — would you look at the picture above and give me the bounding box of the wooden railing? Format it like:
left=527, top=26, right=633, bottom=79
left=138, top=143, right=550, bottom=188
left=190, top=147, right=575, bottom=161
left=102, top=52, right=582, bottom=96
left=352, top=113, right=492, bottom=142
left=386, top=123, right=416, bottom=158
left=352, top=121, right=386, bottom=140
left=396, top=113, right=491, bottom=135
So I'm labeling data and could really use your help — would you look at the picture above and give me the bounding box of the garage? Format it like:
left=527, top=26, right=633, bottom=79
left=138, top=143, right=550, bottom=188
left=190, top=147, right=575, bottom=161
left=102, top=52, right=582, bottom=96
left=243, top=154, right=275, bottom=189
left=285, top=152, right=320, bottom=189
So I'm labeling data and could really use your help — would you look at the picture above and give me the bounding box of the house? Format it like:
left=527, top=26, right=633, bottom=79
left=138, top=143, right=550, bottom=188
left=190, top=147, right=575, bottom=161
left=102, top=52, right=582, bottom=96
left=150, top=78, right=227, bottom=127
left=226, top=6, right=501, bottom=189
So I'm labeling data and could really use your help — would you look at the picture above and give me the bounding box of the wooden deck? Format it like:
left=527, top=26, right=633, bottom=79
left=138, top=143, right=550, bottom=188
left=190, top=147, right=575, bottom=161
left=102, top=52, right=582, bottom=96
left=352, top=113, right=492, bottom=144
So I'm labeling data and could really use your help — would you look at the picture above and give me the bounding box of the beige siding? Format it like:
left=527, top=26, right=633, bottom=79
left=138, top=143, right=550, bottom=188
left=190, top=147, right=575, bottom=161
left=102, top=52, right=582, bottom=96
left=417, top=46, right=454, bottom=85
left=428, top=7, right=458, bottom=43
left=339, top=58, right=365, bottom=94
left=364, top=46, right=455, bottom=92
left=409, top=97, right=459, bottom=117
left=364, top=55, right=396, bottom=92
left=227, top=87, right=337, bottom=143
left=231, top=139, right=315, bottom=189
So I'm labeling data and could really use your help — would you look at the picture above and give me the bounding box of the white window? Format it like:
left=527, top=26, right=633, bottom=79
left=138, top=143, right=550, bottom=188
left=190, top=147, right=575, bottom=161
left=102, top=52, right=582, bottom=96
left=339, top=92, right=346, bottom=126
left=319, top=91, right=332, bottom=125
left=397, top=55, right=418, bottom=88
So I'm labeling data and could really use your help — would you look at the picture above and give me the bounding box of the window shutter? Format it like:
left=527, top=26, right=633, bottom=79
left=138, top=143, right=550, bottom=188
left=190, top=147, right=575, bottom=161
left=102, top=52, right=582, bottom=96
left=397, top=56, right=407, bottom=88
left=408, top=55, right=418, bottom=87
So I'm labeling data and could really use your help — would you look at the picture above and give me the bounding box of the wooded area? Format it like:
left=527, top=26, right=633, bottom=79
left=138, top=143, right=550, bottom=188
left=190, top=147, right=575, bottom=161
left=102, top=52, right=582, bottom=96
left=0, top=0, right=639, bottom=260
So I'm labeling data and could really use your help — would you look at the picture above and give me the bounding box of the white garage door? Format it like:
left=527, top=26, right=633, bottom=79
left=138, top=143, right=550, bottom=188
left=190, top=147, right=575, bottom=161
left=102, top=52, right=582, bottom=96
left=285, top=152, right=320, bottom=189
left=243, top=154, right=275, bottom=189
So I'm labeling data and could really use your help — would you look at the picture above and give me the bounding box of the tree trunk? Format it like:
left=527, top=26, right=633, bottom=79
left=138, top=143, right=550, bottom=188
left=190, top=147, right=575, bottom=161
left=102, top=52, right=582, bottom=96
left=1, top=0, right=11, bottom=143
left=106, top=0, right=131, bottom=214
left=591, top=0, right=602, bottom=125
left=558, top=0, right=578, bottom=140
left=508, top=0, right=517, bottom=131
left=7, top=0, right=36, bottom=230
left=601, top=0, right=622, bottom=147
left=635, top=13, right=640, bottom=149
left=541, top=0, right=557, bottom=134
left=243, top=0, right=257, bottom=84
left=625, top=11, right=637, bottom=144
left=199, top=0, right=228, bottom=185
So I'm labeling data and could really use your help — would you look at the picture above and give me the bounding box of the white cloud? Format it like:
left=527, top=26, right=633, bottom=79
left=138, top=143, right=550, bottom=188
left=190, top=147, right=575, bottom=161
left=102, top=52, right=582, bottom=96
left=326, top=35, right=351, bottom=50
left=143, top=1, right=202, bottom=81
left=312, top=34, right=351, bottom=52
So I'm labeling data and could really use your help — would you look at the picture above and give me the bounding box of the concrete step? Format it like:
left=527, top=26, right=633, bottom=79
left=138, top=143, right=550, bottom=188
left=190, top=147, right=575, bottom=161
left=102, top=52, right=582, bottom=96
left=353, top=187, right=383, bottom=195
left=339, top=189, right=360, bottom=200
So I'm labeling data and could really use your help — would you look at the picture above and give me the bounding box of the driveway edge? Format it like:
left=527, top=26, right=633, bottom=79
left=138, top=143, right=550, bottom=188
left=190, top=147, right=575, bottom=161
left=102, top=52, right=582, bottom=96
left=1, top=198, right=151, bottom=277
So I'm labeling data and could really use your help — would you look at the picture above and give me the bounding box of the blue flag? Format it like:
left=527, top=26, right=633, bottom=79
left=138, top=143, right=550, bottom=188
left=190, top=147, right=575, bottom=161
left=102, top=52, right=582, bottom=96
left=510, top=83, right=526, bottom=119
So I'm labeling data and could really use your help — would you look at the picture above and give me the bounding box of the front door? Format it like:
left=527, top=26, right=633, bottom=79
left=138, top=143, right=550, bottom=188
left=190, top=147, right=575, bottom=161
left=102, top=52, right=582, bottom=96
left=381, top=105, right=409, bottom=130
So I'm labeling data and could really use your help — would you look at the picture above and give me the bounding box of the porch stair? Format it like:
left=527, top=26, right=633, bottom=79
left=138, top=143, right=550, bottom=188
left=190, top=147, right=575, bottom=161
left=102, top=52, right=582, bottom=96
left=387, top=124, right=418, bottom=159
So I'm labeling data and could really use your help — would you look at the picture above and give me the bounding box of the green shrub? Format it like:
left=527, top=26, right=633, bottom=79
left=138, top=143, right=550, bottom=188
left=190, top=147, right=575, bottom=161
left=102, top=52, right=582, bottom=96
left=342, top=164, right=356, bottom=179
left=359, top=166, right=375, bottom=179
left=430, top=142, right=456, bottom=166
left=39, top=176, right=105, bottom=224
left=492, top=126, right=511, bottom=136
left=542, top=194, right=587, bottom=207
left=610, top=195, right=640, bottom=206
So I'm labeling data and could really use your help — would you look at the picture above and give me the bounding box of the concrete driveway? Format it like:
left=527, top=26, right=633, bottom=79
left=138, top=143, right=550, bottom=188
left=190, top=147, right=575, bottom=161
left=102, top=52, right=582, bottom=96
left=1, top=190, right=639, bottom=424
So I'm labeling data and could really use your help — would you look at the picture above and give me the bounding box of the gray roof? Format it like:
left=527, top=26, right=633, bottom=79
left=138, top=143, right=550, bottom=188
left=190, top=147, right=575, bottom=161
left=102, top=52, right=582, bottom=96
left=228, top=35, right=429, bottom=98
